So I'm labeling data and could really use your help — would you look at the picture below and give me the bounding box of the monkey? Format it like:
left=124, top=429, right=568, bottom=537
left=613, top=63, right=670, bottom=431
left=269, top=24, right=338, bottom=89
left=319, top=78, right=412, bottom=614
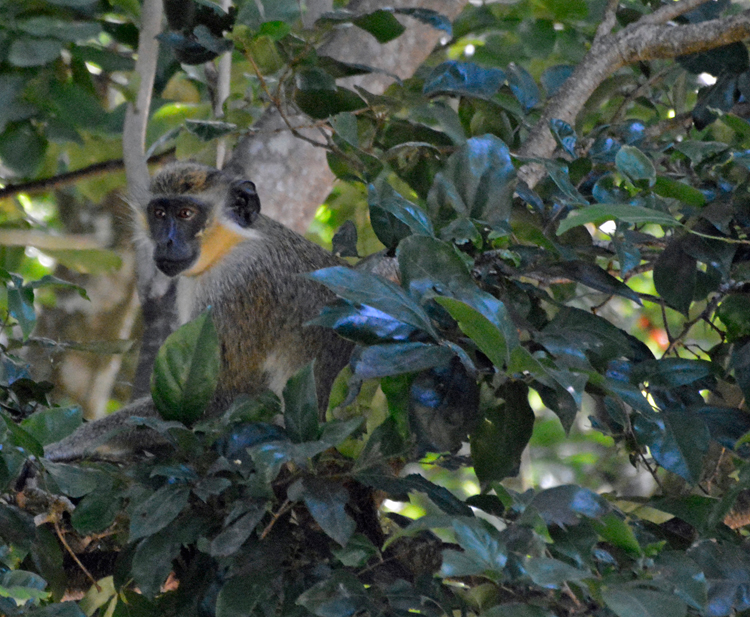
left=44, top=162, right=353, bottom=461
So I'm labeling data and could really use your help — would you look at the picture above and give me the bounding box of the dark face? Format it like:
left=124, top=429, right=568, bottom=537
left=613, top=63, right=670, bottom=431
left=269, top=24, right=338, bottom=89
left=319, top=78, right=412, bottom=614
left=147, top=196, right=209, bottom=276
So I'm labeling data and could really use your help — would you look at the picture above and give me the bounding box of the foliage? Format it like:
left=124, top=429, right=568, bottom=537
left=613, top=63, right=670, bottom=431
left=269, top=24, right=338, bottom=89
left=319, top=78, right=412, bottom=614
left=3, top=0, right=750, bottom=616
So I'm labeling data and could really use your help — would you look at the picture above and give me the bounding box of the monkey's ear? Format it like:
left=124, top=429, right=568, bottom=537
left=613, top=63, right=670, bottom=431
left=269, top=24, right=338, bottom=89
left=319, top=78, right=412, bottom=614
left=229, top=180, right=261, bottom=227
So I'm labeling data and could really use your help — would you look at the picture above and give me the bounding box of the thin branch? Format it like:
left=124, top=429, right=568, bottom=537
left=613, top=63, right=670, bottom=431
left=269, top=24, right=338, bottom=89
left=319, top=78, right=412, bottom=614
left=519, top=7, right=750, bottom=185
left=638, top=0, right=711, bottom=26
left=53, top=518, right=102, bottom=593
left=0, top=149, right=174, bottom=202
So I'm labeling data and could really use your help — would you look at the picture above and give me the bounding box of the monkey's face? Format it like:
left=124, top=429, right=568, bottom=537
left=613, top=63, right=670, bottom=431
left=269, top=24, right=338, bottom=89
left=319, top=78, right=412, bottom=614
left=147, top=196, right=209, bottom=276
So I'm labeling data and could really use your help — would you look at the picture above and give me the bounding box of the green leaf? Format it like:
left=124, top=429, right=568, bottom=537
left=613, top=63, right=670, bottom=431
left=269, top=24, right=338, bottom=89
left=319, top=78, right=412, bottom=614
left=471, top=382, right=534, bottom=483
left=591, top=512, right=641, bottom=556
left=394, top=8, right=452, bottom=34
left=539, top=260, right=641, bottom=304
left=307, top=267, right=438, bottom=339
left=70, top=490, right=122, bottom=535
left=557, top=204, right=681, bottom=235
left=674, top=140, right=728, bottom=165
left=688, top=540, right=750, bottom=615
left=2, top=414, right=44, bottom=458
left=236, top=0, right=300, bottom=30
left=0, top=123, right=47, bottom=177
left=8, top=38, right=63, bottom=67
left=367, top=183, right=434, bottom=247
left=21, top=406, right=81, bottom=446
left=129, top=485, right=190, bottom=542
left=151, top=309, right=220, bottom=424
left=288, top=476, right=355, bottom=547
left=653, top=176, right=707, bottom=207
left=217, top=577, right=275, bottom=617
left=655, top=552, right=707, bottom=611
left=602, top=586, right=686, bottom=617
left=427, top=134, right=516, bottom=230
left=435, top=297, right=513, bottom=367
left=451, top=517, right=507, bottom=574
left=716, top=294, right=750, bottom=341
left=283, top=362, right=319, bottom=444
left=615, top=145, right=656, bottom=186
left=353, top=9, right=405, bottom=43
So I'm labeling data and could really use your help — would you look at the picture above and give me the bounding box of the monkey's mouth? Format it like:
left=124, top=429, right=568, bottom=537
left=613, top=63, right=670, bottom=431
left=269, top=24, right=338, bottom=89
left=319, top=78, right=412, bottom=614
left=155, top=258, right=195, bottom=277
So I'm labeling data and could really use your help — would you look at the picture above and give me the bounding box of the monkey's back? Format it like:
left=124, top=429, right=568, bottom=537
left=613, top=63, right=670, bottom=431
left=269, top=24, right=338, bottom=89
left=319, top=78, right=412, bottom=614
left=178, top=214, right=352, bottom=411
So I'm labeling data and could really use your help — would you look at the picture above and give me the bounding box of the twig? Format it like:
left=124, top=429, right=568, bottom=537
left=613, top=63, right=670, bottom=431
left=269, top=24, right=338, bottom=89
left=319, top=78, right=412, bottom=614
left=260, top=499, right=293, bottom=540
left=53, top=518, right=102, bottom=593
left=595, top=0, right=621, bottom=42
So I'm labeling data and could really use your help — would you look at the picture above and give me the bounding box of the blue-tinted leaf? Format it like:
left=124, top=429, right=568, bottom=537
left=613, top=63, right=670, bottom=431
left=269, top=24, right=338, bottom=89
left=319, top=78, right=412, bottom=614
left=296, top=570, right=368, bottom=617
left=549, top=119, right=577, bottom=158
left=507, top=63, right=540, bottom=111
left=352, top=342, right=455, bottom=379
left=633, top=408, right=709, bottom=483
left=8, top=38, right=63, bottom=67
left=541, top=65, right=574, bottom=97
left=367, top=183, right=434, bottom=248
left=308, top=267, right=438, bottom=339
left=310, top=301, right=416, bottom=345
left=688, top=540, right=750, bottom=616
left=530, top=485, right=611, bottom=526
left=523, top=557, right=589, bottom=588
left=424, top=61, right=505, bottom=99
left=541, top=159, right=587, bottom=205
left=615, top=145, right=656, bottom=186
left=394, top=8, right=452, bottom=34
left=539, top=260, right=641, bottom=304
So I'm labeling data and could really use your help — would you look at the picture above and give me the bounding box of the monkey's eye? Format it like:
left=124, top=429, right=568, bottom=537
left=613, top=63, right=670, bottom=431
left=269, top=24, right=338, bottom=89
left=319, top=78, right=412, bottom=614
left=177, top=208, right=195, bottom=220
left=153, top=208, right=166, bottom=219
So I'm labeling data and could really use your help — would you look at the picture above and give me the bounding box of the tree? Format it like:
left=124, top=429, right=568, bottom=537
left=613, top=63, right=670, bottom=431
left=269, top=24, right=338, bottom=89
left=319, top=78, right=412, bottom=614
left=3, top=0, right=750, bottom=615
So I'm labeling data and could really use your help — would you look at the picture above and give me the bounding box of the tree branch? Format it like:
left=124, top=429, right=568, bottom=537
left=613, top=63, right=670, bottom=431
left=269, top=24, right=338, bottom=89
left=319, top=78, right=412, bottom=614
left=519, top=8, right=750, bottom=185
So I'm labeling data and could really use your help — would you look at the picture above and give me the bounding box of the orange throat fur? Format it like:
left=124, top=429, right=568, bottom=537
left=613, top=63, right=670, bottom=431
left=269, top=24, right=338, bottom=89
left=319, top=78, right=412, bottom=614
left=183, top=223, right=246, bottom=276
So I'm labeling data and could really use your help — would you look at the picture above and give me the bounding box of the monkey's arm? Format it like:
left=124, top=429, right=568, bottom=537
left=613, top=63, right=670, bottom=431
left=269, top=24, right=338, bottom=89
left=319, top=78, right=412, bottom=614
left=44, top=397, right=163, bottom=462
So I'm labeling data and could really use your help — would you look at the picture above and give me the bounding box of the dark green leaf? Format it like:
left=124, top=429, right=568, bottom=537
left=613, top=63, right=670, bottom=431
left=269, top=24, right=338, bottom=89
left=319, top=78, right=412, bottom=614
left=8, top=38, right=63, bottom=67
left=632, top=358, right=713, bottom=389
left=288, top=476, right=355, bottom=546
left=368, top=183, right=434, bottom=246
left=353, top=10, right=405, bottom=43
left=655, top=552, right=707, bottom=611
left=70, top=489, right=122, bottom=535
left=331, top=220, right=358, bottom=257
left=484, top=605, right=554, bottom=617
left=451, top=517, right=506, bottom=573
left=471, top=382, right=534, bottom=483
left=217, top=577, right=275, bottom=617
left=131, top=531, right=182, bottom=598
left=602, top=586, right=687, bottom=617
left=151, top=309, right=220, bottom=424
left=283, top=362, right=319, bottom=443
left=674, top=140, right=728, bottom=165
left=129, top=485, right=190, bottom=542
left=653, top=240, right=696, bottom=316
left=43, top=462, right=103, bottom=498
left=530, top=485, right=610, bottom=526
left=423, top=61, right=505, bottom=99
left=296, top=570, right=368, bottom=617
left=539, top=260, right=641, bottom=304
left=207, top=502, right=266, bottom=557
left=357, top=471, right=473, bottom=516
left=236, top=0, right=300, bottom=30
left=523, top=556, right=589, bottom=588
